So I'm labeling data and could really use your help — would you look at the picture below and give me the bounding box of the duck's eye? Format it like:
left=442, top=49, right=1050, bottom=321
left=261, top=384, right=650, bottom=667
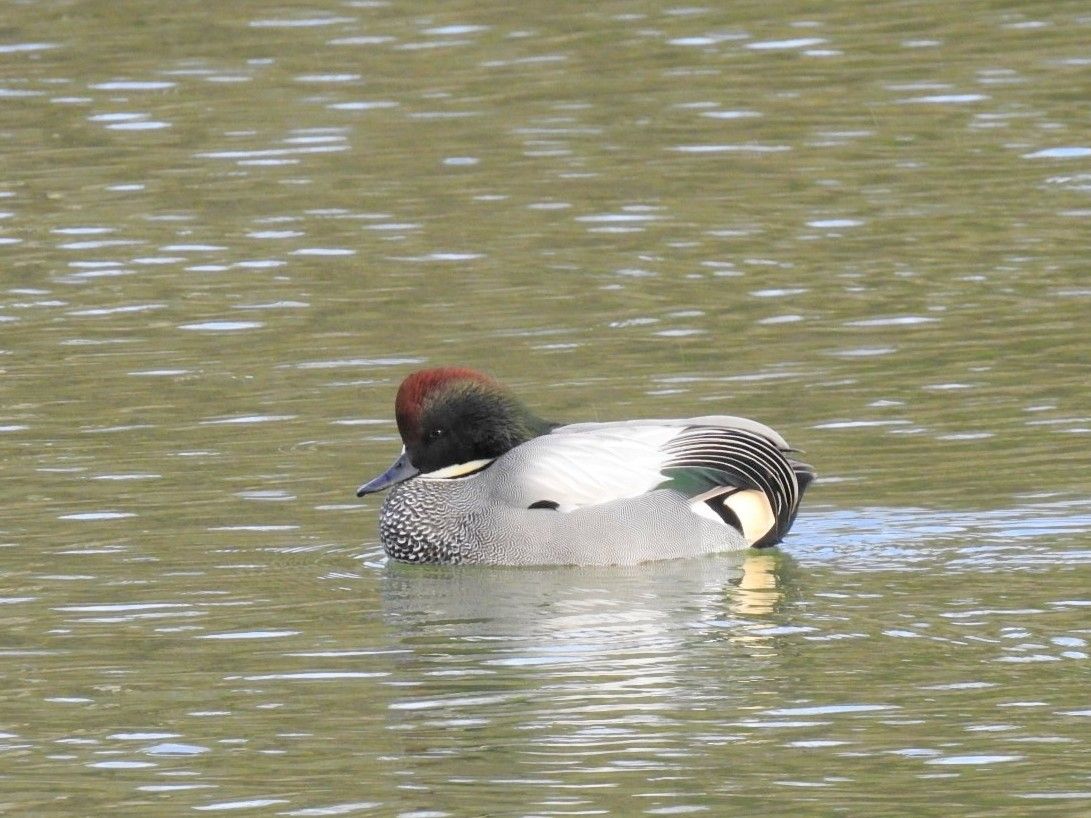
left=425, top=427, right=445, bottom=442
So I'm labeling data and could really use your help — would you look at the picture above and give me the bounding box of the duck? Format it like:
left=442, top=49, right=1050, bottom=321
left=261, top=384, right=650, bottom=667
left=356, top=367, right=815, bottom=566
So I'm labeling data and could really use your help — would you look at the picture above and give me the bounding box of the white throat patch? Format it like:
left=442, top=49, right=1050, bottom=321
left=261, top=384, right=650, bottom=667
left=420, top=458, right=495, bottom=480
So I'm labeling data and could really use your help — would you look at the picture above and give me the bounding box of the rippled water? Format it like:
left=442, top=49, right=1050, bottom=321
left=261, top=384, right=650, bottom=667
left=2, top=0, right=1089, bottom=815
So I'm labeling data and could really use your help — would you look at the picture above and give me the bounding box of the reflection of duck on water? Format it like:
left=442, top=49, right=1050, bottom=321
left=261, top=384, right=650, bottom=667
left=379, top=550, right=793, bottom=645
left=732, top=552, right=782, bottom=617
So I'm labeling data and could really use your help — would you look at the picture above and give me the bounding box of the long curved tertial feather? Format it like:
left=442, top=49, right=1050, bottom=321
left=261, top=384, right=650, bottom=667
left=659, top=426, right=803, bottom=547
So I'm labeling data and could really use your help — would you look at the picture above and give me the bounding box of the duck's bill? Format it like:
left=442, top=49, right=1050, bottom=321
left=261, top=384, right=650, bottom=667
left=356, top=450, right=419, bottom=497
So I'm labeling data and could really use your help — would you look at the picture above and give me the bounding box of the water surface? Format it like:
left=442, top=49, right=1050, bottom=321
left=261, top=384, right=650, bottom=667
left=1, top=0, right=1089, bottom=815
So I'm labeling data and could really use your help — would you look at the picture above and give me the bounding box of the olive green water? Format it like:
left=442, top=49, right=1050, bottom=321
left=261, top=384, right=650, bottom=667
left=1, top=1, right=1089, bottom=815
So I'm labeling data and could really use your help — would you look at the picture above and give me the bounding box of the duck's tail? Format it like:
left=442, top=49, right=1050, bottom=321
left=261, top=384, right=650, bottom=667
left=660, top=427, right=814, bottom=548
left=783, top=457, right=816, bottom=534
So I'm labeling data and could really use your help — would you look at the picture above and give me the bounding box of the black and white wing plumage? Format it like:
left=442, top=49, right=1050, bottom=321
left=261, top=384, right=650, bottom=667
left=660, top=426, right=814, bottom=547
left=492, top=418, right=813, bottom=549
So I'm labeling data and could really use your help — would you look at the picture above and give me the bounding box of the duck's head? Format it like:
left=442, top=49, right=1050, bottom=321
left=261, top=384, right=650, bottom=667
left=356, top=367, right=554, bottom=497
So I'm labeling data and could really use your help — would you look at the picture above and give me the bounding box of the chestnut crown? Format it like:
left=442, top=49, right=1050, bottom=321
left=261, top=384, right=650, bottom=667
left=394, top=367, right=555, bottom=473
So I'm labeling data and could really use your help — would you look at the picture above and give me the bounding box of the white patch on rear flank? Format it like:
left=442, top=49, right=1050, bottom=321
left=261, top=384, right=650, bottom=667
left=689, top=487, right=774, bottom=544
left=723, top=489, right=775, bottom=545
